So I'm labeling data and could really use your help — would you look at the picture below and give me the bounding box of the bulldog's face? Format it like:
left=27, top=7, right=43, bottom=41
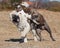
left=12, top=15, right=20, bottom=25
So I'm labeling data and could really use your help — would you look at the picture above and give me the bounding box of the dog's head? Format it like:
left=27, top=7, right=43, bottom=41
left=12, top=15, right=20, bottom=25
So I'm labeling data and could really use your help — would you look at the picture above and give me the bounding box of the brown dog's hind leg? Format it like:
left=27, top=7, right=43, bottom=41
left=44, top=22, right=55, bottom=41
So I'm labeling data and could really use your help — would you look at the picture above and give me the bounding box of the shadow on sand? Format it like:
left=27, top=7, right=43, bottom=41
left=5, top=38, right=34, bottom=43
